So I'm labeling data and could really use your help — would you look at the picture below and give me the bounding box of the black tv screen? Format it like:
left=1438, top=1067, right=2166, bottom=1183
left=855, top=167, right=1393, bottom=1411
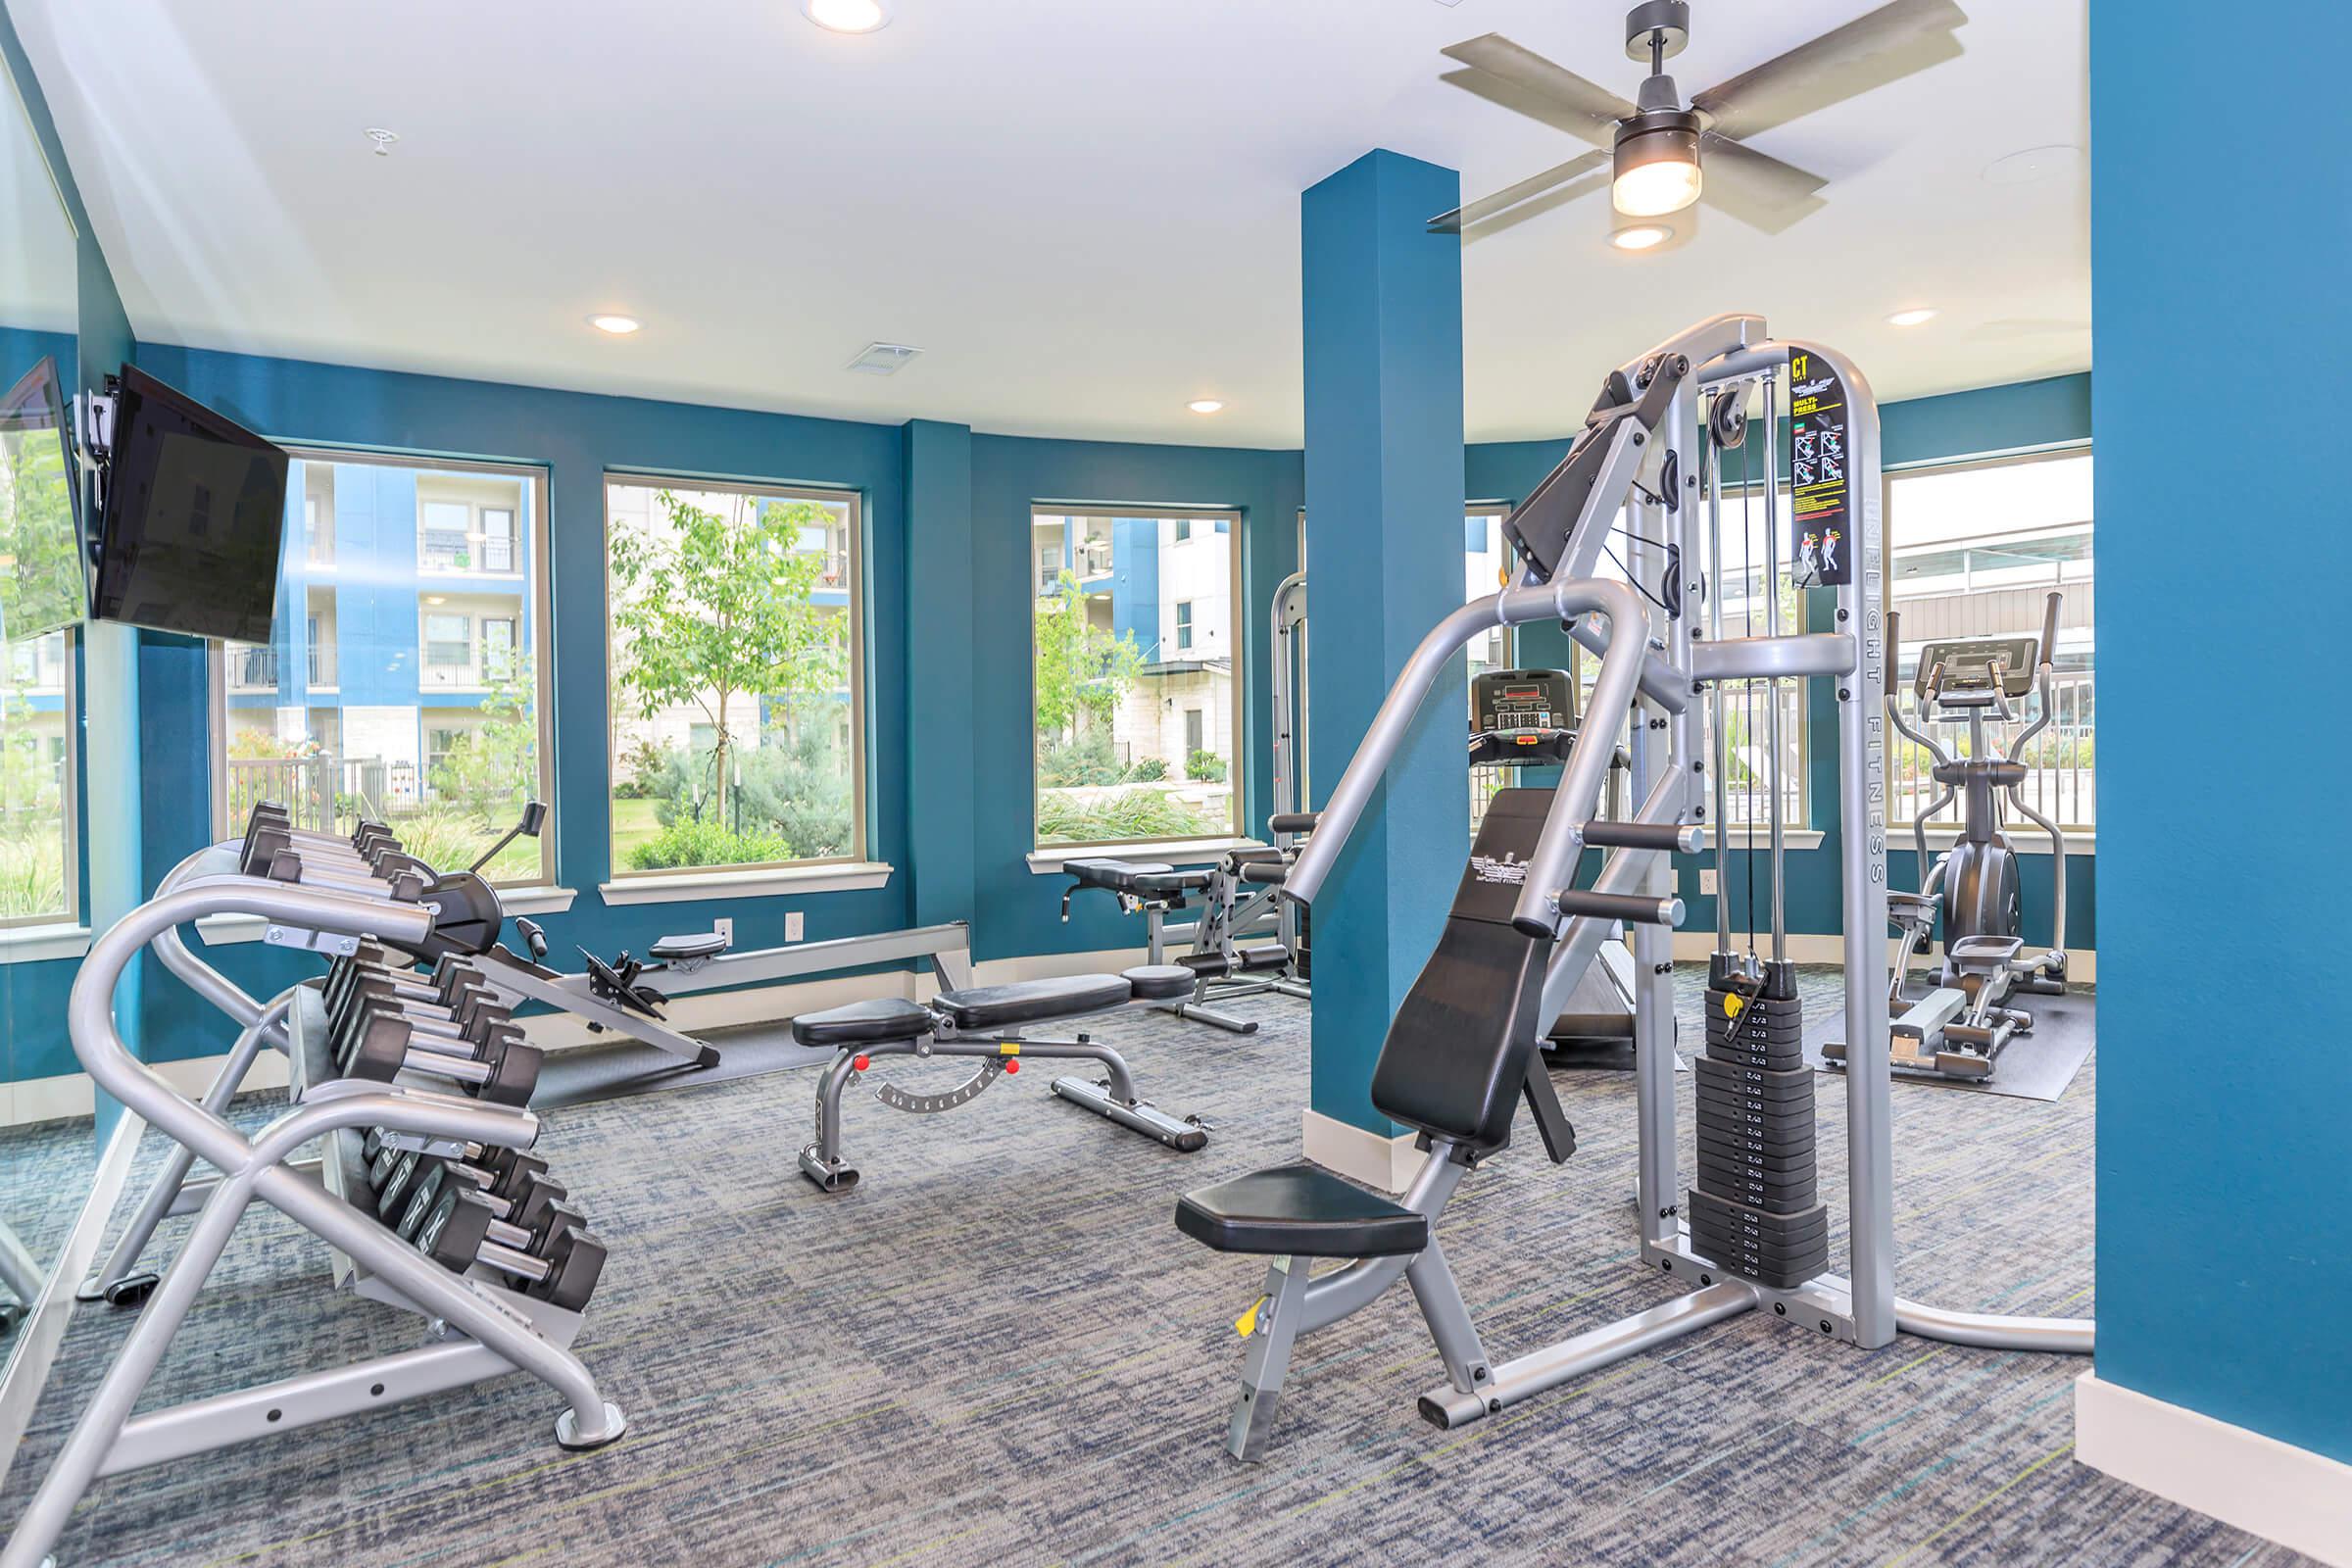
left=89, top=364, right=288, bottom=643
left=0, top=355, right=85, bottom=643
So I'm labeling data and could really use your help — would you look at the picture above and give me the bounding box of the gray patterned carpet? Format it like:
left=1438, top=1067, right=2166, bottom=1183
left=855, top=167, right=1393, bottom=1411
left=0, top=970, right=2313, bottom=1568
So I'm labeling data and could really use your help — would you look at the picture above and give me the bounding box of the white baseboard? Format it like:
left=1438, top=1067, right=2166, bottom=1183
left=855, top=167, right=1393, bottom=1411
left=2076, top=1372, right=2352, bottom=1567
left=1300, top=1107, right=1425, bottom=1194
left=1667, top=931, right=2097, bottom=985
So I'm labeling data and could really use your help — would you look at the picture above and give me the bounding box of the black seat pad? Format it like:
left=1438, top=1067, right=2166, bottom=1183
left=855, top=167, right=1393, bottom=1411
left=792, top=997, right=932, bottom=1048
left=1176, top=1165, right=1428, bottom=1257
left=1122, top=964, right=1197, bottom=1003
left=651, top=931, right=730, bottom=961
left=1063, top=858, right=1173, bottom=891
left=932, top=974, right=1131, bottom=1031
left=1128, top=868, right=1217, bottom=896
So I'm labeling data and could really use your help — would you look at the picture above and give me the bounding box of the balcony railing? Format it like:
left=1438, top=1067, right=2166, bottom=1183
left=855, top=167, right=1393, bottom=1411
left=225, top=647, right=279, bottom=691
left=222, top=755, right=415, bottom=835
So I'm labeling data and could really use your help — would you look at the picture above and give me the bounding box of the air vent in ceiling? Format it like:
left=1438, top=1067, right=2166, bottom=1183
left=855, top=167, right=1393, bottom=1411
left=847, top=342, right=923, bottom=375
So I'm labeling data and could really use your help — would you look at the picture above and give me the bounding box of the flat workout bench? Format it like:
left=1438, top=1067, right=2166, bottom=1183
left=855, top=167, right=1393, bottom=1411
left=792, top=965, right=1209, bottom=1193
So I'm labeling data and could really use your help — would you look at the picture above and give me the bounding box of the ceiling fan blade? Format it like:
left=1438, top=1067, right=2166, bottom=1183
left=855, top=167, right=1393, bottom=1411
left=1440, top=34, right=1634, bottom=145
left=1429, top=151, right=1610, bottom=234
left=1698, top=134, right=1830, bottom=234
left=1691, top=0, right=1968, bottom=142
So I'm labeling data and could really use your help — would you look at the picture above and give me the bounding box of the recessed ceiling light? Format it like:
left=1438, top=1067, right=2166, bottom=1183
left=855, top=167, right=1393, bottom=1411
left=1187, top=399, right=1225, bottom=415
left=1610, top=223, right=1672, bottom=252
left=422, top=595, right=447, bottom=606
left=1984, top=144, right=2082, bottom=186
left=804, top=0, right=889, bottom=32
left=1886, top=308, right=1937, bottom=327
left=589, top=315, right=641, bottom=335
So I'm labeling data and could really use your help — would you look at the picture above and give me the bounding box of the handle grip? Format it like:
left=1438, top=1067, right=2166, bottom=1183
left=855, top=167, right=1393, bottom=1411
left=2038, top=591, right=2061, bottom=667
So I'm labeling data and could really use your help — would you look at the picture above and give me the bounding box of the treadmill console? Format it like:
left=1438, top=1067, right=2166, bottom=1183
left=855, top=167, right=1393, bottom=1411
left=1473, top=668, right=1577, bottom=734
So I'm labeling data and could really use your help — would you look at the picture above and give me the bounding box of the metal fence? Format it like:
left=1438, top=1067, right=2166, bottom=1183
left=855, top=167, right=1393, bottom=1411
left=223, top=757, right=405, bottom=834
left=1890, top=671, right=2095, bottom=833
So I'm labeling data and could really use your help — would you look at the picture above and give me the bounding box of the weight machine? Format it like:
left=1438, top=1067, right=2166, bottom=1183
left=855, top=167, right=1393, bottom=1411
left=1176, top=314, right=2091, bottom=1461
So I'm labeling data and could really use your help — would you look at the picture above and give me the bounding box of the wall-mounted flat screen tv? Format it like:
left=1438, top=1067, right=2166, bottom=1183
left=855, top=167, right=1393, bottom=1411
left=88, top=364, right=288, bottom=643
left=0, top=355, right=86, bottom=643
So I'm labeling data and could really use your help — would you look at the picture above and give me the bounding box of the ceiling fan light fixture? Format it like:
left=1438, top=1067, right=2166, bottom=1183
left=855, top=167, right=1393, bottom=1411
left=1610, top=223, right=1673, bottom=252
left=1611, top=112, right=1702, bottom=218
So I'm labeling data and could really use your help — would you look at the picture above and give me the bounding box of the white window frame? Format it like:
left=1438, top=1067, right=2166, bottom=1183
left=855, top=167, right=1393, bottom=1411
left=1884, top=443, right=2095, bottom=839
left=602, top=474, right=870, bottom=876
left=208, top=451, right=556, bottom=888
left=1030, top=504, right=1245, bottom=850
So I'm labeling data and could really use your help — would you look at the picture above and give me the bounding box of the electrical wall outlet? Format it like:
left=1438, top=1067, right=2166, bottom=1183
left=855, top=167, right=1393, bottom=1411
left=713, top=916, right=733, bottom=946
left=1699, top=869, right=1719, bottom=896
left=786, top=910, right=805, bottom=943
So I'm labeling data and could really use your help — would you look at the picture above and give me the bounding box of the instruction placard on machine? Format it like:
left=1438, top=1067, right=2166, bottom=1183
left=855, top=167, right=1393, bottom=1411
left=1787, top=352, right=1850, bottom=587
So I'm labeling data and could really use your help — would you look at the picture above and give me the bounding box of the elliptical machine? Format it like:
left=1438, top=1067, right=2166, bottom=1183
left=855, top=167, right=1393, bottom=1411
left=1829, top=590, right=2069, bottom=1080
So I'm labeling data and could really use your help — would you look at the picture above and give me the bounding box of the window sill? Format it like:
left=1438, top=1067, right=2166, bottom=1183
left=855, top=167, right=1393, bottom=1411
left=198, top=887, right=579, bottom=946
left=1027, top=838, right=1268, bottom=875
left=598, top=862, right=895, bottom=906
left=0, top=922, right=91, bottom=964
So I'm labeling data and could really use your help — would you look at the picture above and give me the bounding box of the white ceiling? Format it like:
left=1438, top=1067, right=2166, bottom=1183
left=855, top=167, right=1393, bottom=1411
left=9, top=0, right=2087, bottom=448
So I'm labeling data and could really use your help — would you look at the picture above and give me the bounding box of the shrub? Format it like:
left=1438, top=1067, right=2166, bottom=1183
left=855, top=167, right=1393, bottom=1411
left=1037, top=788, right=1213, bottom=845
left=1185, top=749, right=1229, bottom=783
left=0, top=831, right=65, bottom=920
left=1125, top=756, right=1168, bottom=782
left=613, top=737, right=671, bottom=801
left=384, top=802, right=486, bottom=875
left=734, top=726, right=855, bottom=860
left=626, top=817, right=792, bottom=871
left=1038, top=731, right=1124, bottom=788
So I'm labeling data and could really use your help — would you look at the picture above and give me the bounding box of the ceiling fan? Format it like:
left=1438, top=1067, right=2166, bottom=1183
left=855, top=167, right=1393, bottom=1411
left=1432, top=0, right=1969, bottom=244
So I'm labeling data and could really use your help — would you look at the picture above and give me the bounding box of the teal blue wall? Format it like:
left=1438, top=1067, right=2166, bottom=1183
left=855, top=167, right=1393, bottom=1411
left=0, top=342, right=2093, bottom=1084
left=967, top=432, right=1301, bottom=962
left=124, top=345, right=915, bottom=1064
left=1468, top=371, right=2096, bottom=952
left=2090, top=4, right=2349, bottom=1462
left=3, top=1, right=140, bottom=1107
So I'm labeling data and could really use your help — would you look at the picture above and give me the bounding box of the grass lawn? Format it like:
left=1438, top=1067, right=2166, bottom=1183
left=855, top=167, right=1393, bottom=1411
left=612, top=796, right=663, bottom=860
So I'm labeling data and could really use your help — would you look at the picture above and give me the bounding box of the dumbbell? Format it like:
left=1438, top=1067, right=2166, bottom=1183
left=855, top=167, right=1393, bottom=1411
left=373, top=1149, right=573, bottom=1250
left=368, top=1140, right=554, bottom=1225
left=336, top=1004, right=542, bottom=1104
left=325, top=959, right=501, bottom=1032
left=414, top=1186, right=607, bottom=1312
left=392, top=1158, right=581, bottom=1252
left=239, top=807, right=406, bottom=880
left=327, top=950, right=489, bottom=1008
left=364, top=1130, right=549, bottom=1204
left=326, top=968, right=517, bottom=1059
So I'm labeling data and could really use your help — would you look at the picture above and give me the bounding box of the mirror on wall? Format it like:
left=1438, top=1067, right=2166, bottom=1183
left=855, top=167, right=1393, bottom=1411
left=0, top=46, right=88, bottom=1381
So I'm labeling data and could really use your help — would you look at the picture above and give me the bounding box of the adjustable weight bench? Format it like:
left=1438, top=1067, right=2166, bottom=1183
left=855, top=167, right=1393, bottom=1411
left=1061, top=853, right=1303, bottom=1035
left=793, top=964, right=1211, bottom=1192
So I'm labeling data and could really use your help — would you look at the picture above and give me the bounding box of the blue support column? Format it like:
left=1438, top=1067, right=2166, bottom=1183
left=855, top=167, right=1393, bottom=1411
left=2089, top=0, right=2352, bottom=1468
left=1300, top=150, right=1468, bottom=1136
left=902, top=419, right=976, bottom=929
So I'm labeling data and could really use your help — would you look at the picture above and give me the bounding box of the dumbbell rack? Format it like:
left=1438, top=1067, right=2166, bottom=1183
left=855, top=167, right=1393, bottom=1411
left=0, top=854, right=625, bottom=1568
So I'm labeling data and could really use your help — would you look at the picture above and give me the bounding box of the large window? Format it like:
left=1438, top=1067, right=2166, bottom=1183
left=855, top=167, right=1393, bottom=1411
left=606, top=477, right=864, bottom=874
left=1707, top=483, right=1808, bottom=834
left=1886, top=448, right=2094, bottom=832
left=1032, top=507, right=1241, bottom=848
left=213, top=453, right=553, bottom=885
left=0, top=627, right=73, bottom=925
